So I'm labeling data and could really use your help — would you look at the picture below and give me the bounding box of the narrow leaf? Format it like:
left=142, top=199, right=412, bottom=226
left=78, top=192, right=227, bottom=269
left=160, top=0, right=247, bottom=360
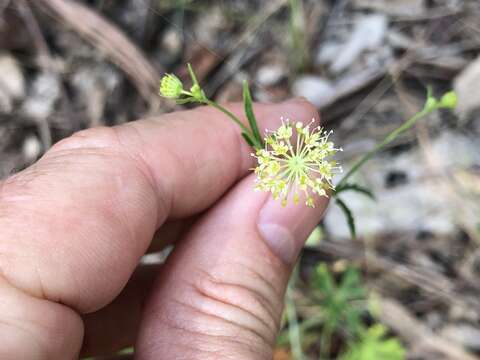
left=241, top=132, right=255, bottom=147
left=335, top=198, right=356, bottom=239
left=335, top=183, right=376, bottom=200
left=187, top=63, right=200, bottom=87
left=175, top=97, right=196, bottom=105
left=243, top=80, right=263, bottom=146
left=316, top=263, right=335, bottom=295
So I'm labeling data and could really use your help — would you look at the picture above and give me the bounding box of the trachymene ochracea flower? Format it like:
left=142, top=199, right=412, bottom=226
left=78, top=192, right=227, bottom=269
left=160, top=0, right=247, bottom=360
left=159, top=74, right=184, bottom=99
left=253, top=119, right=342, bottom=207
left=159, top=66, right=207, bottom=103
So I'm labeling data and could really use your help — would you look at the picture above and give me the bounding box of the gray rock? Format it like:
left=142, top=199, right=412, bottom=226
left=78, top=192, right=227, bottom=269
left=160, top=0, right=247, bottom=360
left=354, top=0, right=425, bottom=17
left=0, top=90, right=12, bottom=113
left=291, top=75, right=336, bottom=108
left=255, top=65, right=285, bottom=86
left=156, top=28, right=183, bottom=65
left=330, top=14, right=388, bottom=73
left=22, top=135, right=42, bottom=162
left=325, top=131, right=480, bottom=239
left=22, top=73, right=61, bottom=120
left=454, top=55, right=480, bottom=116
left=71, top=63, right=120, bottom=126
left=387, top=29, right=415, bottom=50
left=440, top=324, right=480, bottom=351
left=315, top=42, right=342, bottom=66
left=0, top=53, right=25, bottom=112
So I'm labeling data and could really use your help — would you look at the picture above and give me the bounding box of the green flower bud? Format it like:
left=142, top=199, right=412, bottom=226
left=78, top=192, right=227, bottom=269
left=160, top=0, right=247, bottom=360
left=159, top=74, right=184, bottom=99
left=190, top=84, right=207, bottom=102
left=439, top=91, right=458, bottom=109
left=424, top=96, right=438, bottom=111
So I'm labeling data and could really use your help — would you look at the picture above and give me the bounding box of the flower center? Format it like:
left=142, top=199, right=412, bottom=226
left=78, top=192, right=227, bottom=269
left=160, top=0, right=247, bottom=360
left=288, top=155, right=305, bottom=173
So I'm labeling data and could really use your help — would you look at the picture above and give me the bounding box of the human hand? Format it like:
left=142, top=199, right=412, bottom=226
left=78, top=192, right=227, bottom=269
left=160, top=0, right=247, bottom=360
left=0, top=99, right=328, bottom=359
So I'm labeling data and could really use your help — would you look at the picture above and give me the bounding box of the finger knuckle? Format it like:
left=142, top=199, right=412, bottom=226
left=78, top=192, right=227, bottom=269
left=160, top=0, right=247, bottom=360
left=48, top=127, right=119, bottom=154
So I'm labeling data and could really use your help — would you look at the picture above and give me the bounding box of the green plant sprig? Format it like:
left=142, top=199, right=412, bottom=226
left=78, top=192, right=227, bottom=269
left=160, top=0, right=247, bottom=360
left=278, top=263, right=406, bottom=359
left=340, top=324, right=405, bottom=360
left=333, top=89, right=458, bottom=238
left=160, top=65, right=457, bottom=238
left=336, top=90, right=457, bottom=190
left=159, top=64, right=263, bottom=149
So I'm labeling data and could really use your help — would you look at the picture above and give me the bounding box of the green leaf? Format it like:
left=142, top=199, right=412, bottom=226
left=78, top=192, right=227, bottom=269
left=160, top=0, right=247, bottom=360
left=187, top=63, right=200, bottom=87
left=336, top=197, right=356, bottom=239
left=241, top=132, right=255, bottom=147
left=311, top=264, right=367, bottom=357
left=340, top=267, right=364, bottom=295
left=340, top=324, right=406, bottom=360
left=243, top=80, right=263, bottom=146
left=175, top=97, right=197, bottom=105
left=315, top=263, right=335, bottom=295
left=336, top=183, right=376, bottom=200
left=185, top=64, right=207, bottom=102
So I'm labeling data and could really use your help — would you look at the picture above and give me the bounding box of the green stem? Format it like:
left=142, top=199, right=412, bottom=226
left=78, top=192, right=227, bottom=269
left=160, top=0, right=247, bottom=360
left=286, top=286, right=304, bottom=360
left=319, top=324, right=333, bottom=360
left=286, top=264, right=304, bottom=360
left=205, top=100, right=262, bottom=149
left=337, top=106, right=434, bottom=189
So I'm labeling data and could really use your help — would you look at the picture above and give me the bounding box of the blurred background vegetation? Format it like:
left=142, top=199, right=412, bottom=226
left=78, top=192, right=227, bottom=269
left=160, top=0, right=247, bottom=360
left=1, top=0, right=480, bottom=358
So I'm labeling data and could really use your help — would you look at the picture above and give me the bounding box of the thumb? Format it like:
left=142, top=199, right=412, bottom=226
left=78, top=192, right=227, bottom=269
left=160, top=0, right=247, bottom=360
left=136, top=171, right=328, bottom=359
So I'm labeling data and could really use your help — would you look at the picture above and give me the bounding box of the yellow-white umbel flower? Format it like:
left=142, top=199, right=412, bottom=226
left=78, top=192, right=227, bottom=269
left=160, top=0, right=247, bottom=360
left=253, top=119, right=342, bottom=208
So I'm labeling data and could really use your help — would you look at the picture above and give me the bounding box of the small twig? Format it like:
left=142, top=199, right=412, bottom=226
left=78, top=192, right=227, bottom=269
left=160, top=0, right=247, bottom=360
left=313, top=240, right=480, bottom=316
left=378, top=297, right=479, bottom=360
left=204, top=0, right=287, bottom=96
left=16, top=0, right=51, bottom=69
left=33, top=0, right=161, bottom=108
left=16, top=0, right=55, bottom=148
left=337, top=105, right=431, bottom=188
left=0, top=0, right=12, bottom=16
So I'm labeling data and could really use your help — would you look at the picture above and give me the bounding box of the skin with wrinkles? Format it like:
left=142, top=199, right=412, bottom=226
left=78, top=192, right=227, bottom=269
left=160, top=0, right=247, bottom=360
left=0, top=99, right=328, bottom=359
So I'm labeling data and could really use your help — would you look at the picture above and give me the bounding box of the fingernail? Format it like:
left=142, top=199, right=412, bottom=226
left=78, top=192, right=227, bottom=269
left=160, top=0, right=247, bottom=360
left=257, top=196, right=328, bottom=265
